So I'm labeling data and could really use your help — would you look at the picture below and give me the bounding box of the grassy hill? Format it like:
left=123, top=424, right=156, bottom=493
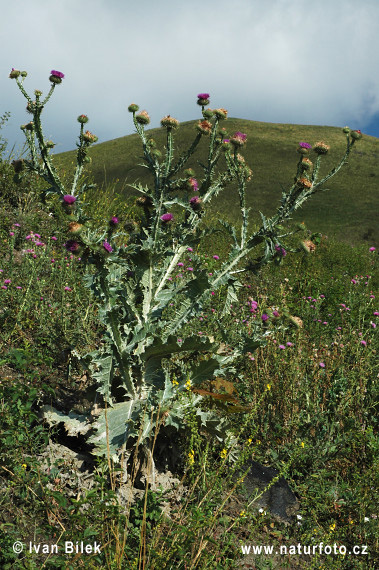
left=55, top=119, right=379, bottom=245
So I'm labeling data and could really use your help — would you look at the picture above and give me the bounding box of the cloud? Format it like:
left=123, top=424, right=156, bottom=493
left=1, top=0, right=379, bottom=152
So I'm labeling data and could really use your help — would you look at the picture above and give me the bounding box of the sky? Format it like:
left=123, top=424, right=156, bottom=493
left=1, top=0, right=379, bottom=154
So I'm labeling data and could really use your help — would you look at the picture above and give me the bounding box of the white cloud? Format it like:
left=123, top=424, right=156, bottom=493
left=1, top=0, right=379, bottom=152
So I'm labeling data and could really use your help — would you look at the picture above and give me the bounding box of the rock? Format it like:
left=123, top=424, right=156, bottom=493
left=237, top=460, right=299, bottom=524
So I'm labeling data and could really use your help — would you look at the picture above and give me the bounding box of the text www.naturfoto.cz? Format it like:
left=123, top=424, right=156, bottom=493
left=241, top=543, right=368, bottom=556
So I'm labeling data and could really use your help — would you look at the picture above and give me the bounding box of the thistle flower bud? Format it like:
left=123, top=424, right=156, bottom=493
left=350, top=129, right=362, bottom=140
left=183, top=169, right=195, bottom=178
left=63, top=194, right=77, bottom=205
left=136, top=110, right=150, bottom=125
left=301, top=240, right=316, bottom=253
left=64, top=239, right=80, bottom=253
left=109, top=216, right=119, bottom=226
left=34, top=89, right=43, bottom=97
left=297, top=142, right=312, bottom=155
left=103, top=241, right=113, bottom=253
left=197, top=93, right=210, bottom=106
left=128, top=103, right=139, bottom=113
left=25, top=122, right=34, bottom=131
left=160, top=213, right=173, bottom=223
left=82, top=131, right=98, bottom=143
left=49, top=70, right=64, bottom=84
left=313, top=141, right=330, bottom=155
left=26, top=101, right=36, bottom=114
left=297, top=177, right=312, bottom=189
left=189, top=196, right=203, bottom=211
left=150, top=148, right=162, bottom=159
left=187, top=177, right=199, bottom=192
left=68, top=222, right=83, bottom=234
left=214, top=108, right=228, bottom=119
left=136, top=196, right=153, bottom=208
left=202, top=109, right=214, bottom=119
left=77, top=114, right=89, bottom=124
left=44, top=140, right=55, bottom=149
left=160, top=115, right=179, bottom=129
left=300, top=157, right=313, bottom=171
left=196, top=120, right=212, bottom=135
left=20, top=71, right=27, bottom=78
left=230, top=131, right=247, bottom=147
left=9, top=68, right=21, bottom=79
left=342, top=126, right=350, bottom=134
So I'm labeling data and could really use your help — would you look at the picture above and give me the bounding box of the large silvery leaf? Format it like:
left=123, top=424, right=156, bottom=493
left=41, top=406, right=91, bottom=436
left=88, top=400, right=142, bottom=458
left=89, top=352, right=114, bottom=403
left=143, top=334, right=215, bottom=362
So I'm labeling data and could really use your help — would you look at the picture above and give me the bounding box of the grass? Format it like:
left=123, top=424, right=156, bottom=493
left=0, top=127, right=378, bottom=569
left=55, top=118, right=379, bottom=245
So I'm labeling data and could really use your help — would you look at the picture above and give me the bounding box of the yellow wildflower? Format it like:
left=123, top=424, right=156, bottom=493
left=220, top=448, right=227, bottom=459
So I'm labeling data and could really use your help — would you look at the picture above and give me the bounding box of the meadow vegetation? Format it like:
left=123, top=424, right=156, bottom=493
left=0, top=72, right=378, bottom=569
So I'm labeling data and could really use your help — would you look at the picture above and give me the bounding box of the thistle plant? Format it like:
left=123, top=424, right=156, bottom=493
left=10, top=70, right=362, bottom=464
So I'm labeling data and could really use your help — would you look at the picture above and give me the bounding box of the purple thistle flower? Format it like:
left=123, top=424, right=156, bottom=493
left=63, top=194, right=76, bottom=204
left=319, top=362, right=326, bottom=368
left=177, top=262, right=184, bottom=267
left=50, top=70, right=64, bottom=79
left=64, top=287, right=72, bottom=291
left=160, top=213, right=173, bottom=223
left=197, top=93, right=210, bottom=99
left=4, top=279, right=11, bottom=284
left=279, top=345, right=286, bottom=350
left=360, top=340, right=367, bottom=346
left=299, top=142, right=312, bottom=149
left=261, top=313, right=269, bottom=322
left=187, top=247, right=193, bottom=252
left=64, top=240, right=79, bottom=252
left=273, top=310, right=280, bottom=317
left=51, top=236, right=57, bottom=241
left=110, top=216, right=119, bottom=225
left=369, top=247, right=376, bottom=252
left=103, top=241, right=113, bottom=253
left=213, top=255, right=219, bottom=260
left=286, top=342, right=293, bottom=347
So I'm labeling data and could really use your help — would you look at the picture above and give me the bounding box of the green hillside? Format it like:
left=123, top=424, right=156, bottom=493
left=55, top=119, right=379, bottom=245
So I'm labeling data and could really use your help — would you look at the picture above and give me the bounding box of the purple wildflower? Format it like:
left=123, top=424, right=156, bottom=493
left=299, top=142, right=312, bottom=149
left=286, top=342, right=293, bottom=347
left=197, top=93, right=210, bottom=99
left=319, top=362, right=325, bottom=368
left=177, top=262, right=184, bottom=267
left=64, top=287, right=72, bottom=291
left=160, top=213, right=173, bottom=223
left=213, top=255, right=219, bottom=260
left=63, top=194, right=76, bottom=204
left=50, top=70, right=64, bottom=79
left=4, top=279, right=11, bottom=284
left=279, top=345, right=286, bottom=350
left=187, top=247, right=193, bottom=252
left=110, top=216, right=119, bottom=225
left=64, top=240, right=79, bottom=252
left=360, top=340, right=367, bottom=346
left=261, top=313, right=269, bottom=322
left=103, top=241, right=113, bottom=253
left=51, top=236, right=57, bottom=241
left=273, top=310, right=280, bottom=317
left=369, top=247, right=376, bottom=252
left=9, top=232, right=14, bottom=236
